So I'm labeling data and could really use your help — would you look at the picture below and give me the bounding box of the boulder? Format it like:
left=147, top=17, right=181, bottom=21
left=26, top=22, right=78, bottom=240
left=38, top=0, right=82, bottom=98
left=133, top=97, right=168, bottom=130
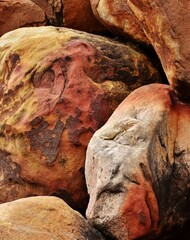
left=86, top=83, right=190, bottom=239
left=31, top=0, right=107, bottom=34
left=0, top=0, right=46, bottom=36
left=127, top=0, right=190, bottom=99
left=0, top=196, right=105, bottom=240
left=0, top=26, right=161, bottom=212
left=62, top=0, right=107, bottom=34
left=90, top=0, right=149, bottom=45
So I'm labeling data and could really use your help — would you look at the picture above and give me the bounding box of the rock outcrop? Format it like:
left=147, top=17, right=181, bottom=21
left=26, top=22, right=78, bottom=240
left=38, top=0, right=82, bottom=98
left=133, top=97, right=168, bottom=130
left=62, top=0, right=107, bottom=33
left=0, top=196, right=105, bottom=240
left=127, top=0, right=190, bottom=99
left=31, top=0, right=107, bottom=34
left=90, top=0, right=149, bottom=45
left=0, top=0, right=46, bottom=36
left=0, top=26, right=161, bottom=212
left=86, top=83, right=190, bottom=239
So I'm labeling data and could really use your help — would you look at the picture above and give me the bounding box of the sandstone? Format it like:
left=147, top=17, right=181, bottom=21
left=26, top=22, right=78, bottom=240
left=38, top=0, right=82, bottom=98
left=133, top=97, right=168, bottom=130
left=30, top=0, right=57, bottom=24
left=90, top=0, right=149, bottom=45
left=0, top=26, right=161, bottom=212
left=31, top=0, right=107, bottom=34
left=0, top=0, right=46, bottom=36
left=127, top=0, right=190, bottom=99
left=62, top=0, right=107, bottom=34
left=86, top=83, right=190, bottom=239
left=0, top=196, right=105, bottom=240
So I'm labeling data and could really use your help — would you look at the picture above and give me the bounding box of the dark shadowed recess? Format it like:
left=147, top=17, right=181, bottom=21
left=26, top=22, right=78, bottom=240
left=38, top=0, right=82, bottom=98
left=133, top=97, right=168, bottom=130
left=51, top=188, right=89, bottom=216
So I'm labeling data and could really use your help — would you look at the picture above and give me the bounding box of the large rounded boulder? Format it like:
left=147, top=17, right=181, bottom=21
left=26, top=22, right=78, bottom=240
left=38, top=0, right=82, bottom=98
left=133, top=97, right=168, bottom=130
left=0, top=196, right=105, bottom=240
left=86, top=83, right=190, bottom=239
left=0, top=26, right=161, bottom=211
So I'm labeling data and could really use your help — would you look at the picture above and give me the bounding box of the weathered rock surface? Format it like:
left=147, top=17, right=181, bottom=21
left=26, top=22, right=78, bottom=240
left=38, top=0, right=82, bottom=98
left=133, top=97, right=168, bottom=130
left=0, top=0, right=46, bottom=37
left=90, top=0, right=149, bottom=45
left=30, top=0, right=62, bottom=26
left=62, top=0, right=107, bottom=34
left=31, top=0, right=107, bottom=34
left=0, top=196, right=105, bottom=240
left=0, top=26, right=161, bottom=211
left=86, top=83, right=190, bottom=239
left=127, top=0, right=190, bottom=99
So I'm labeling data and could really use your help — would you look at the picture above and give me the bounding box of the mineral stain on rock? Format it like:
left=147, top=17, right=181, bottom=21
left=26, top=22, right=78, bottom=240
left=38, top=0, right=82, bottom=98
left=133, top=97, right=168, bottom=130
left=0, top=149, right=22, bottom=185
left=27, top=115, right=65, bottom=167
left=66, top=107, right=94, bottom=147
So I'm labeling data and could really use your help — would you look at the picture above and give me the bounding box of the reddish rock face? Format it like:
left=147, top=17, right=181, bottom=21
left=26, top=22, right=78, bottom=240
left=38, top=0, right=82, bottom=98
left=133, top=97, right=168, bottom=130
left=0, top=196, right=105, bottom=240
left=86, top=84, right=190, bottom=239
left=0, top=0, right=46, bottom=36
left=90, top=0, right=149, bottom=45
left=62, top=0, right=107, bottom=33
left=0, top=26, right=161, bottom=211
left=127, top=0, right=190, bottom=99
left=31, top=0, right=107, bottom=34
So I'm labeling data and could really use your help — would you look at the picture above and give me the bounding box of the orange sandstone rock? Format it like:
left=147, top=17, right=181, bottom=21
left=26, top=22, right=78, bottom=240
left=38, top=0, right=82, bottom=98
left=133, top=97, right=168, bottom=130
left=62, top=0, right=107, bottom=33
left=0, top=196, right=105, bottom=240
left=0, top=0, right=46, bottom=36
left=128, top=0, right=190, bottom=99
left=90, top=0, right=149, bottom=45
left=31, top=0, right=107, bottom=34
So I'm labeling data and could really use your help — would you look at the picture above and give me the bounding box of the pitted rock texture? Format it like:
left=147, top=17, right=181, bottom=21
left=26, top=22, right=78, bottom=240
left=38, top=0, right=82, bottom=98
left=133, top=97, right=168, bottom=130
left=127, top=0, right=190, bottom=99
left=0, top=26, right=161, bottom=211
left=31, top=0, right=107, bottom=34
left=90, top=0, right=149, bottom=45
left=85, top=84, right=190, bottom=239
left=0, top=196, right=105, bottom=240
left=0, top=0, right=46, bottom=37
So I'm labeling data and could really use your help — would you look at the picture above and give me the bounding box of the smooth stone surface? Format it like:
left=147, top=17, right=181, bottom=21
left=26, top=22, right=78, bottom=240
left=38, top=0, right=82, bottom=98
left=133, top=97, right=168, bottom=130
left=86, top=83, right=190, bottom=239
left=0, top=196, right=105, bottom=240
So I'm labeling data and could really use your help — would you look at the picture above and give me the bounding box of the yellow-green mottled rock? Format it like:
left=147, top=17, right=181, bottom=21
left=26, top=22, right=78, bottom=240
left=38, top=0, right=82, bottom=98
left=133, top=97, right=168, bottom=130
left=0, top=26, right=161, bottom=212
